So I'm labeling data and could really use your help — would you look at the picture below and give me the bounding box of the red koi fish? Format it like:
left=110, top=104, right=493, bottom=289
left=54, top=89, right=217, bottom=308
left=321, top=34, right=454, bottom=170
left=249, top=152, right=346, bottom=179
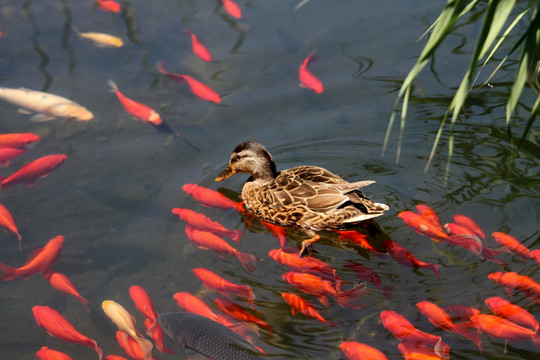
left=398, top=210, right=448, bottom=243
left=104, top=356, right=129, bottom=360
left=156, top=62, right=221, bottom=103
left=95, top=0, right=121, bottom=13
left=416, top=204, right=442, bottom=228
left=471, top=314, right=540, bottom=347
left=0, top=203, right=22, bottom=250
left=32, top=306, right=102, bottom=360
left=172, top=208, right=244, bottom=243
left=185, top=225, right=256, bottom=272
left=382, top=240, right=440, bottom=279
left=184, top=29, right=212, bottom=62
left=260, top=220, right=288, bottom=247
left=268, top=248, right=337, bottom=281
left=0, top=132, right=40, bottom=147
left=0, top=235, right=63, bottom=281
left=485, top=296, right=539, bottom=332
left=36, top=346, right=73, bottom=360
left=299, top=50, right=324, bottom=94
left=380, top=310, right=450, bottom=358
left=344, top=262, right=392, bottom=299
left=108, top=80, right=162, bottom=126
left=339, top=341, right=389, bottom=360
left=416, top=300, right=482, bottom=350
left=335, top=230, right=384, bottom=253
left=282, top=271, right=366, bottom=308
left=182, top=183, right=245, bottom=213
left=453, top=214, right=486, bottom=242
left=43, top=271, right=89, bottom=312
left=214, top=297, right=272, bottom=334
left=488, top=271, right=540, bottom=304
left=397, top=342, right=440, bottom=360
left=193, top=267, right=255, bottom=306
left=491, top=232, right=532, bottom=260
left=281, top=292, right=333, bottom=326
left=223, top=0, right=242, bottom=19
left=0, top=147, right=27, bottom=167
left=115, top=331, right=157, bottom=360
left=0, top=154, right=67, bottom=190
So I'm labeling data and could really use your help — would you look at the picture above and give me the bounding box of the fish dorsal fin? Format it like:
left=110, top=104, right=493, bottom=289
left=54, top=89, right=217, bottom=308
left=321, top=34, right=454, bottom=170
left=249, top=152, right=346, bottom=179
left=27, top=247, right=45, bottom=262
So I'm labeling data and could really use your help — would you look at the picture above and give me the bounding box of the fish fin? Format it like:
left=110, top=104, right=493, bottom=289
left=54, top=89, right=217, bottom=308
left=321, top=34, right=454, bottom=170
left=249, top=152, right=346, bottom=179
left=454, top=321, right=482, bottom=351
left=0, top=261, right=18, bottom=281
left=30, top=113, right=56, bottom=122
left=336, top=282, right=368, bottom=308
left=17, top=108, right=33, bottom=115
left=107, top=79, right=118, bottom=93
left=291, top=308, right=296, bottom=316
left=238, top=252, right=257, bottom=272
left=317, top=296, right=330, bottom=307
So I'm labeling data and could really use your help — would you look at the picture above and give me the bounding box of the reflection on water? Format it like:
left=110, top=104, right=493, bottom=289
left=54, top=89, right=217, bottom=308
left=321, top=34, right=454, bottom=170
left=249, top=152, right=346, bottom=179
left=0, top=1, right=538, bottom=359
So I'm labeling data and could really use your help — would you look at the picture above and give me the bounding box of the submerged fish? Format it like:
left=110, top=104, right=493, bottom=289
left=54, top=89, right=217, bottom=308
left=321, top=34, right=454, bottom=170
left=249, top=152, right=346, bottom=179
left=0, top=87, right=93, bottom=122
left=158, top=312, right=263, bottom=360
left=74, top=28, right=123, bottom=48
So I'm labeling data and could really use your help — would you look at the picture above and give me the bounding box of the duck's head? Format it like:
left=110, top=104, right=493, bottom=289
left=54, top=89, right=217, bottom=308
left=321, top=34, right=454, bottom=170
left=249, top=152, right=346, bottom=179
left=215, top=141, right=277, bottom=183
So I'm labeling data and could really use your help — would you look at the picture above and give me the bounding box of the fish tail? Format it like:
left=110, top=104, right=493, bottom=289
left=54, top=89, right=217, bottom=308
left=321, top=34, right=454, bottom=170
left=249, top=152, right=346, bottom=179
left=229, top=229, right=244, bottom=244
left=135, top=336, right=153, bottom=360
left=91, top=341, right=102, bottom=360
left=183, top=28, right=193, bottom=37
left=78, top=295, right=91, bottom=313
left=0, top=262, right=18, bottom=281
left=155, top=61, right=168, bottom=75
left=107, top=79, right=118, bottom=93
left=424, top=263, right=440, bottom=280
left=434, top=338, right=451, bottom=359
left=306, top=48, right=320, bottom=64
left=237, top=252, right=257, bottom=272
left=336, top=282, right=368, bottom=308
left=454, top=321, right=482, bottom=351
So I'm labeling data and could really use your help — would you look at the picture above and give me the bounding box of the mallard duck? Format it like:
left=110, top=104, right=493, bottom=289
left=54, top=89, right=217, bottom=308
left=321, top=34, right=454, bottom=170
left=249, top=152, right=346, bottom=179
left=215, top=141, right=389, bottom=256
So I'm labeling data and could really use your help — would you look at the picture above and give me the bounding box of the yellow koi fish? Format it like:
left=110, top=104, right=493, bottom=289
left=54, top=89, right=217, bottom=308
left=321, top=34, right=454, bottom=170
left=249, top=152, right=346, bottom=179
left=74, top=28, right=123, bottom=48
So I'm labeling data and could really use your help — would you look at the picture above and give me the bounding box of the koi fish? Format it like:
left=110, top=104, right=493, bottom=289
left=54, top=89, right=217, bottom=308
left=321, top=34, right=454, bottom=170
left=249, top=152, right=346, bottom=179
left=471, top=314, right=540, bottom=347
left=74, top=28, right=123, bottom=48
left=158, top=312, right=263, bottom=359
left=397, top=342, right=440, bottom=360
left=344, top=262, right=392, bottom=299
left=398, top=211, right=447, bottom=242
left=114, top=331, right=157, bottom=360
left=108, top=80, right=162, bottom=126
left=0, top=147, right=27, bottom=167
left=282, top=271, right=366, bottom=308
left=382, top=240, right=440, bottom=279
left=32, top=306, right=102, bottom=360
left=0, top=132, right=40, bottom=147
left=299, top=50, right=323, bottom=94
left=268, top=248, right=337, bottom=281
left=0, top=87, right=93, bottom=122
left=416, top=204, right=442, bottom=228
left=222, top=0, right=242, bottom=19
left=43, top=271, right=89, bottom=312
left=36, top=346, right=73, bottom=360
left=0, top=235, right=63, bottom=281
left=104, top=356, right=129, bottom=360
left=484, top=296, right=539, bottom=333
left=334, top=229, right=384, bottom=253
left=281, top=292, right=333, bottom=325
left=95, top=0, right=121, bottom=13
left=260, top=220, right=287, bottom=247
left=185, top=225, right=256, bottom=272
left=194, top=267, right=255, bottom=305
left=184, top=29, right=212, bottom=62
left=172, top=208, right=244, bottom=243
left=102, top=300, right=153, bottom=360
left=416, top=300, right=481, bottom=350
left=0, top=203, right=22, bottom=250
left=182, top=183, right=245, bottom=213
left=214, top=297, right=272, bottom=334
left=380, top=310, right=450, bottom=358
left=442, top=222, right=484, bottom=255
left=0, top=154, right=67, bottom=190
left=156, top=62, right=221, bottom=103
left=453, top=214, right=486, bottom=242
left=339, top=341, right=389, bottom=360
left=488, top=271, right=540, bottom=304
left=491, top=232, right=532, bottom=260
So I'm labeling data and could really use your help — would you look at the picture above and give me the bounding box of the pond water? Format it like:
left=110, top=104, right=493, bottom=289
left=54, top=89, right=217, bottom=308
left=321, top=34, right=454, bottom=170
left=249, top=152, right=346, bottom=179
left=0, top=0, right=539, bottom=359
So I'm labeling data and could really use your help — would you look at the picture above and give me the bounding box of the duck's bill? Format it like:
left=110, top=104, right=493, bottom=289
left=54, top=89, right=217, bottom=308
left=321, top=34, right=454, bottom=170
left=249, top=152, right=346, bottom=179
left=215, top=166, right=236, bottom=181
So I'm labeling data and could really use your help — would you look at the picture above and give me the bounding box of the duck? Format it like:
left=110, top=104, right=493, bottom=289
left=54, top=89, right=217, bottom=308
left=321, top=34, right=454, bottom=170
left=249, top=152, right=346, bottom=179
left=215, top=141, right=389, bottom=256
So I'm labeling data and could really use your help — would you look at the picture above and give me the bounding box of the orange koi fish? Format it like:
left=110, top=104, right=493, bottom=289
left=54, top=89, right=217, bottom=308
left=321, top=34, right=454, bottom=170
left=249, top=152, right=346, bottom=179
left=185, top=225, right=256, bottom=272
left=269, top=248, right=337, bottom=281
left=471, top=314, right=540, bottom=347
left=104, top=356, right=129, bottom=360
left=0, top=235, right=63, bottom=281
left=173, top=291, right=226, bottom=324
left=182, top=183, right=245, bottom=213
left=36, top=346, right=73, bottom=360
left=260, top=219, right=288, bottom=247
left=397, top=342, right=440, bottom=360
left=453, top=214, right=486, bottom=242
left=184, top=29, right=212, bottom=62
left=115, top=331, right=157, bottom=360
left=214, top=297, right=272, bottom=334
left=344, top=262, right=392, bottom=299
left=334, top=229, right=384, bottom=253
left=0, top=132, right=40, bottom=147
left=398, top=210, right=448, bottom=242
left=172, top=208, right=244, bottom=243
left=382, top=240, right=440, bottom=279
left=102, top=300, right=153, bottom=360
left=223, top=0, right=242, bottom=19
left=193, top=267, right=255, bottom=306
left=0, top=154, right=67, bottom=190
left=339, top=341, right=389, bottom=360
left=299, top=50, right=323, bottom=94
left=43, top=271, right=89, bottom=312
left=0, top=147, right=27, bottom=167
left=380, top=310, right=450, bottom=358
left=488, top=271, right=540, bottom=304
left=416, top=300, right=481, bottom=350
left=32, top=305, right=102, bottom=360
left=108, top=80, right=162, bottom=126
left=95, top=0, right=121, bottom=13
left=281, top=292, right=333, bottom=325
left=156, top=62, right=221, bottom=103
left=485, top=296, right=539, bottom=333
left=282, top=271, right=366, bottom=308
left=416, top=204, right=442, bottom=228
left=0, top=203, right=22, bottom=250
left=491, top=232, right=532, bottom=260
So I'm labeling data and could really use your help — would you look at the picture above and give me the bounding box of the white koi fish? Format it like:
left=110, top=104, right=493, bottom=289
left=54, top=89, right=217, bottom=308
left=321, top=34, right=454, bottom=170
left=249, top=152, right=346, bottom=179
left=0, top=87, right=93, bottom=122
left=74, top=28, right=123, bottom=48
